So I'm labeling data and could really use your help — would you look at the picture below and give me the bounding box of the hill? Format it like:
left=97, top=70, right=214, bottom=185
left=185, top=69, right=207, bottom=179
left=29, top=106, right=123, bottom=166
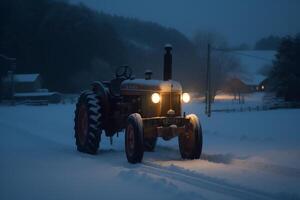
left=0, top=0, right=202, bottom=92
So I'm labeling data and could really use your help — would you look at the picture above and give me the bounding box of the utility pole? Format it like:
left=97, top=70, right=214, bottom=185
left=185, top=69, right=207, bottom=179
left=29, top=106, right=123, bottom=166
left=11, top=60, right=16, bottom=105
left=0, top=54, right=16, bottom=105
left=205, top=44, right=211, bottom=117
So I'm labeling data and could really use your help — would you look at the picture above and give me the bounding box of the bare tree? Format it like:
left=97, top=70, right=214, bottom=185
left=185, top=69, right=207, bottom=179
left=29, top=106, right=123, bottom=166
left=193, top=31, right=242, bottom=99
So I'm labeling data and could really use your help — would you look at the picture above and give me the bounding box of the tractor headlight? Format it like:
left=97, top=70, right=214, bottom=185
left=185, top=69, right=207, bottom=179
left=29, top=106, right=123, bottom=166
left=151, top=93, right=160, bottom=104
left=182, top=93, right=190, bottom=103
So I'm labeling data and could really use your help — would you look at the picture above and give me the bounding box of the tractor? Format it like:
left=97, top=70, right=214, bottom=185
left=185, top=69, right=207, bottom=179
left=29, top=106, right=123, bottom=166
left=74, top=44, right=203, bottom=163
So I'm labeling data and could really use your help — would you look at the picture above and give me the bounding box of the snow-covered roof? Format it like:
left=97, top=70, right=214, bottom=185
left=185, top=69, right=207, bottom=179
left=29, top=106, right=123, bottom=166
left=232, top=50, right=276, bottom=85
left=14, top=74, right=40, bottom=82
left=14, top=92, right=59, bottom=97
left=3, top=74, right=40, bottom=83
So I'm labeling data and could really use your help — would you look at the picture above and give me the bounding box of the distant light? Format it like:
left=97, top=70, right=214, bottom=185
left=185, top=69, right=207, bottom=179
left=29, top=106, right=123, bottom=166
left=151, top=93, right=160, bottom=104
left=182, top=93, right=190, bottom=103
left=261, top=85, right=265, bottom=90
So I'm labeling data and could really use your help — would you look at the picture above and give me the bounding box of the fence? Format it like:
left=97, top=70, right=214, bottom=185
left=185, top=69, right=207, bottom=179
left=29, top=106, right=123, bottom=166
left=212, top=102, right=300, bottom=113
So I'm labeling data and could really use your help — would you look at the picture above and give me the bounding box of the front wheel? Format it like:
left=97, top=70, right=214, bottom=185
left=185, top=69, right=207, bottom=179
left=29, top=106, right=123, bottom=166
left=178, top=114, right=203, bottom=159
left=125, top=113, right=144, bottom=163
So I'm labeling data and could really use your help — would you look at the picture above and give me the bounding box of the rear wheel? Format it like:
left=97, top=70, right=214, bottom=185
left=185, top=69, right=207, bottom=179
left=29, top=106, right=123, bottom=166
left=125, top=113, right=144, bottom=163
left=74, top=91, right=102, bottom=154
left=178, top=114, right=202, bottom=159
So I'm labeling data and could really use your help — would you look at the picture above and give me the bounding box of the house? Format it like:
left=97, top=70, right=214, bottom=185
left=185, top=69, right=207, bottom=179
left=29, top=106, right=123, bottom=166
left=6, top=73, right=42, bottom=92
left=258, top=78, right=269, bottom=92
left=222, top=50, right=276, bottom=95
left=2, top=73, right=42, bottom=97
left=2, top=73, right=61, bottom=103
left=222, top=77, right=252, bottom=94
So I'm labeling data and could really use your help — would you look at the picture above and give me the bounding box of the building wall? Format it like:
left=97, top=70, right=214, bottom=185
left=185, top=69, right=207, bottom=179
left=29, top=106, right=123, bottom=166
left=15, top=78, right=42, bottom=92
left=222, top=78, right=252, bottom=94
left=2, top=75, right=42, bottom=98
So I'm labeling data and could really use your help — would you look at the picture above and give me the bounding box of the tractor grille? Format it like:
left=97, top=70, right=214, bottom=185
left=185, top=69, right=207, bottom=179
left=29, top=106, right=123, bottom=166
left=161, top=93, right=181, bottom=116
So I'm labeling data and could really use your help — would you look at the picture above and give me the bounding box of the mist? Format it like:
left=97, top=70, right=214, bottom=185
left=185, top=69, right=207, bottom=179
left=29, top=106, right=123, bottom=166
left=70, top=0, right=300, bottom=46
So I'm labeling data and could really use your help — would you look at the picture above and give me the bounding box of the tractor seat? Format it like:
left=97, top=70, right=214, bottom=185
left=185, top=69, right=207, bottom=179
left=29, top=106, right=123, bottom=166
left=109, top=77, right=126, bottom=96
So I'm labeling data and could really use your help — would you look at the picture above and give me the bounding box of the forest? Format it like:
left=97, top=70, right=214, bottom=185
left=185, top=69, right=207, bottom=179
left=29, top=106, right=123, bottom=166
left=0, top=0, right=204, bottom=92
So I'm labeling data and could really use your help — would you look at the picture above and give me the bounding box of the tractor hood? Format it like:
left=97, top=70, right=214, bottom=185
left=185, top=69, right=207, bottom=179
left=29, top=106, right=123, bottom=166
left=121, top=79, right=182, bottom=94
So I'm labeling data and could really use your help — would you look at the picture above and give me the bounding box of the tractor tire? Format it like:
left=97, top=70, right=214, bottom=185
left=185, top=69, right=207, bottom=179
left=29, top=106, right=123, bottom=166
left=125, top=113, right=144, bottom=163
left=74, top=91, right=102, bottom=154
left=178, top=114, right=203, bottom=159
left=144, top=137, right=157, bottom=152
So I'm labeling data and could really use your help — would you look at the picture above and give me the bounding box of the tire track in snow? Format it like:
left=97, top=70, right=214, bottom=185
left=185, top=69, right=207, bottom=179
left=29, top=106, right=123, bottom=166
left=201, top=152, right=300, bottom=178
left=128, top=161, right=280, bottom=200
left=154, top=146, right=300, bottom=179
left=233, top=159, right=300, bottom=178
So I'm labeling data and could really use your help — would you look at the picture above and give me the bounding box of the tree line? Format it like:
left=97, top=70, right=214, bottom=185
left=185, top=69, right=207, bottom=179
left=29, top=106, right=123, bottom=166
left=255, top=35, right=283, bottom=50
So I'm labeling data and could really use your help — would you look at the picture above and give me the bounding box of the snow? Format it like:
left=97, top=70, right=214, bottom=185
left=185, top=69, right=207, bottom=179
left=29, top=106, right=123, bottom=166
left=3, top=74, right=40, bottom=83
left=202, top=92, right=268, bottom=112
left=14, top=92, right=60, bottom=97
left=0, top=100, right=300, bottom=200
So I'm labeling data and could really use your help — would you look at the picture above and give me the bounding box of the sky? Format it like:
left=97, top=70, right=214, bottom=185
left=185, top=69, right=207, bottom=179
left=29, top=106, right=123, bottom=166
left=71, top=0, right=300, bottom=46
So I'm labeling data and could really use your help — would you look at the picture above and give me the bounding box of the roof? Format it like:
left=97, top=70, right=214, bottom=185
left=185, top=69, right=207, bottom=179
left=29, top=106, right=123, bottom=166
left=14, top=92, right=60, bottom=97
left=230, top=50, right=276, bottom=85
left=14, top=74, right=40, bottom=82
left=3, top=74, right=40, bottom=83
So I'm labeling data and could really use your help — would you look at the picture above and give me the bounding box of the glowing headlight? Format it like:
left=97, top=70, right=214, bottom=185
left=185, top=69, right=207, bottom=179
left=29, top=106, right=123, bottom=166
left=182, top=93, right=190, bottom=103
left=151, top=93, right=160, bottom=104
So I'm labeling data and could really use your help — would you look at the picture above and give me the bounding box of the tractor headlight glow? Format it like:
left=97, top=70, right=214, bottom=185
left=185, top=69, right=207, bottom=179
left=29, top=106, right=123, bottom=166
left=182, top=93, right=190, bottom=103
left=151, top=93, right=160, bottom=104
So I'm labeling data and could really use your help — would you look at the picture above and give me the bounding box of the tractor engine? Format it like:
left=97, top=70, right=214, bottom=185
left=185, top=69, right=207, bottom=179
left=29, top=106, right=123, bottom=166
left=120, top=79, right=183, bottom=118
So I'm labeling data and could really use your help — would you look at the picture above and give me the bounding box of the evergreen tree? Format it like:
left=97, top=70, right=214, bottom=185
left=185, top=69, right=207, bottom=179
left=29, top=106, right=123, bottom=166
left=255, top=35, right=282, bottom=50
left=269, top=36, right=300, bottom=101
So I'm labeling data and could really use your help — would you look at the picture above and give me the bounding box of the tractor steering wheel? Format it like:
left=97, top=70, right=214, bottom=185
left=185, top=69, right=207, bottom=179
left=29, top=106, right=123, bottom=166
left=116, top=66, right=132, bottom=79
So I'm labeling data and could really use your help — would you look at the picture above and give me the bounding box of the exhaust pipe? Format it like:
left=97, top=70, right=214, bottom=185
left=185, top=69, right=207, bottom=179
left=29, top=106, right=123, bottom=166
left=163, top=44, right=172, bottom=81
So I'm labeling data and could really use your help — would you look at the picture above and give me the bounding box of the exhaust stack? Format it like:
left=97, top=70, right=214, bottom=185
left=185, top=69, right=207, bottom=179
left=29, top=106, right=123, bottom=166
left=163, top=44, right=172, bottom=81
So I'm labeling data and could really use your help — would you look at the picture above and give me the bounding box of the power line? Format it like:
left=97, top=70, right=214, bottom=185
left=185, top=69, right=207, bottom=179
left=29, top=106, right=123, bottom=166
left=212, top=48, right=274, bottom=62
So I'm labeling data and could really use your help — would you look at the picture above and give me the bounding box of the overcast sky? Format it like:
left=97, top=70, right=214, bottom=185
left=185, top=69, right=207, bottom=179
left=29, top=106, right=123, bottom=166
left=71, top=0, right=300, bottom=46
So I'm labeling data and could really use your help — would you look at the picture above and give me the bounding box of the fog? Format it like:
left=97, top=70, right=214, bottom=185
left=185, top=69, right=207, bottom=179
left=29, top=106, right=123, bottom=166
left=71, top=0, right=300, bottom=45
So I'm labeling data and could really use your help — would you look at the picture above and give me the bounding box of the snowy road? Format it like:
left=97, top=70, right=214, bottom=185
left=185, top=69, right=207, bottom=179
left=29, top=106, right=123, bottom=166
left=0, top=103, right=300, bottom=200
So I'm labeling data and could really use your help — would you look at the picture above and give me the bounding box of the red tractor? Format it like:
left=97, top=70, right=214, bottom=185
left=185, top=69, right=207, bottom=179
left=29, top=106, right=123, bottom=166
left=74, top=45, right=203, bottom=163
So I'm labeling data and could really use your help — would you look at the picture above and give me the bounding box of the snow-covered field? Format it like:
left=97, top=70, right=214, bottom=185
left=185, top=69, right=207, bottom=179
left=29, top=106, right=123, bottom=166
left=0, top=101, right=300, bottom=200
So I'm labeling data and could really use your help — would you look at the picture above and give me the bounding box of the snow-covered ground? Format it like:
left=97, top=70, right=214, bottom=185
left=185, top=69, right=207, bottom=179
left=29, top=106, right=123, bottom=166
left=0, top=100, right=300, bottom=200
left=212, top=92, right=266, bottom=110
